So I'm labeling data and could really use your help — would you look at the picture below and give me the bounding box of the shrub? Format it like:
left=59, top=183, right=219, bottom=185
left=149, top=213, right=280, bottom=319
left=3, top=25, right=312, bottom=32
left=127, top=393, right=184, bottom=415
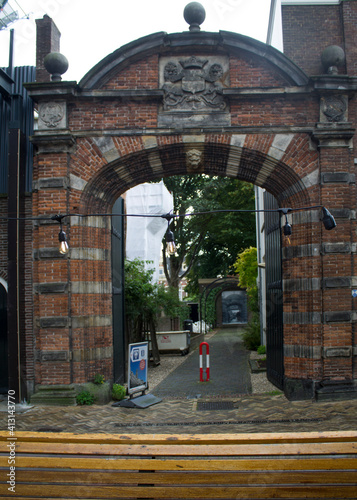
left=93, top=374, right=105, bottom=385
left=76, top=390, right=95, bottom=405
left=112, top=384, right=126, bottom=401
left=257, top=345, right=266, bottom=355
left=242, top=312, right=260, bottom=351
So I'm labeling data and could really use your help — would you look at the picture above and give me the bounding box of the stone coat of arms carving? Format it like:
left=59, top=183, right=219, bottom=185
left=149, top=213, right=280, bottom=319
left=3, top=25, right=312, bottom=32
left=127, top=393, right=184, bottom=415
left=161, top=56, right=227, bottom=111
left=38, top=101, right=66, bottom=129
left=320, top=95, right=347, bottom=123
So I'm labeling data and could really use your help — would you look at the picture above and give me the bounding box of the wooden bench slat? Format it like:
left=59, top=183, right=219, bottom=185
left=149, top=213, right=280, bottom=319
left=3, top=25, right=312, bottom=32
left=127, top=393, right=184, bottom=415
left=1, top=456, right=357, bottom=471
left=1, top=483, right=357, bottom=499
left=4, top=441, right=356, bottom=456
left=1, top=431, right=356, bottom=445
left=12, top=469, right=357, bottom=485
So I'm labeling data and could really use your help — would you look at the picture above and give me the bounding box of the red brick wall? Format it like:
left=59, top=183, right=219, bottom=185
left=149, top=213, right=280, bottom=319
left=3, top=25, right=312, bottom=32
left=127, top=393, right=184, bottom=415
left=102, top=55, right=159, bottom=89
left=342, top=1, right=357, bottom=75
left=282, top=4, right=345, bottom=75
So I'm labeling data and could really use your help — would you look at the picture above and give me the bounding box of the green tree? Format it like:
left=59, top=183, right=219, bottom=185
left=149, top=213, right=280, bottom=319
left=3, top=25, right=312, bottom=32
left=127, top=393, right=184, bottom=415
left=124, top=259, right=185, bottom=363
left=163, top=175, right=256, bottom=296
left=162, top=175, right=208, bottom=291
left=234, top=246, right=258, bottom=308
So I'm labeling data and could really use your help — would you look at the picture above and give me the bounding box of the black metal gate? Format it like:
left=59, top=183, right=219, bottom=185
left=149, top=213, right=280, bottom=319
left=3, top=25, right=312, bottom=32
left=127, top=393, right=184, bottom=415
left=111, top=198, right=126, bottom=384
left=264, top=192, right=284, bottom=390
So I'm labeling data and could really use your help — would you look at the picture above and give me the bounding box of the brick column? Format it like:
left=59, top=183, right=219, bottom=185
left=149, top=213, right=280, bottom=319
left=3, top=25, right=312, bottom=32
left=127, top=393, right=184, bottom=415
left=32, top=143, right=74, bottom=387
left=35, top=15, right=61, bottom=83
left=312, top=120, right=356, bottom=399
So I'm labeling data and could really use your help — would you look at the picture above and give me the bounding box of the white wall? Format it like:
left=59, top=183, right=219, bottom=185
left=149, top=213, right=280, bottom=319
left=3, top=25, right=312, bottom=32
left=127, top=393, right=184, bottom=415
left=125, top=181, right=174, bottom=283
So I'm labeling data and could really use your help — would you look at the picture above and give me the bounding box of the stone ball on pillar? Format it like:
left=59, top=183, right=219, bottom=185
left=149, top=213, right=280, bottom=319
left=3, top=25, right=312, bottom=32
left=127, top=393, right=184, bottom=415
left=321, top=45, right=345, bottom=75
left=184, top=2, right=206, bottom=32
left=44, top=52, right=69, bottom=81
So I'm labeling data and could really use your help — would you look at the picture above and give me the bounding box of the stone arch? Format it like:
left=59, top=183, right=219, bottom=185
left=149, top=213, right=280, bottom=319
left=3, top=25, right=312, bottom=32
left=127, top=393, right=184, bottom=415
left=79, top=134, right=313, bottom=212
left=79, top=31, right=309, bottom=90
left=67, top=135, right=318, bottom=387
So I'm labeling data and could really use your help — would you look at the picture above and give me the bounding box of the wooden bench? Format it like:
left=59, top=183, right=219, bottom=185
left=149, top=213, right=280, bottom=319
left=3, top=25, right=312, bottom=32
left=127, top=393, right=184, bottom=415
left=0, top=430, right=356, bottom=499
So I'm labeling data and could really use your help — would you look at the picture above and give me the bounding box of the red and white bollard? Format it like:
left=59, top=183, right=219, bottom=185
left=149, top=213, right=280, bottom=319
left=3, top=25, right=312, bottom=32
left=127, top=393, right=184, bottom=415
left=199, top=342, right=210, bottom=382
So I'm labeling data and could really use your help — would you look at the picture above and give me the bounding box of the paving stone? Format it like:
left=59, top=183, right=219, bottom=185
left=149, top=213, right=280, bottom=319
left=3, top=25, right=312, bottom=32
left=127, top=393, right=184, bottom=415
left=0, top=327, right=356, bottom=434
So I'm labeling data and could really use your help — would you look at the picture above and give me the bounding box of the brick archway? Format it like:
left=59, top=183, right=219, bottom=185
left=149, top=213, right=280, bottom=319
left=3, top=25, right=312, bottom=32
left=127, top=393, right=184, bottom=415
left=79, top=135, right=311, bottom=209
left=73, top=135, right=316, bottom=392
left=27, top=25, right=356, bottom=401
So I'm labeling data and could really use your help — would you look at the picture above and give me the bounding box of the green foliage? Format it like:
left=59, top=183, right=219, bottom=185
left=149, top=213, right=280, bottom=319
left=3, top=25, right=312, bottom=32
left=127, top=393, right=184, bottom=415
left=235, top=247, right=260, bottom=350
left=234, top=246, right=258, bottom=290
left=204, top=286, right=223, bottom=328
left=234, top=247, right=258, bottom=313
left=242, top=311, right=261, bottom=351
left=124, top=259, right=157, bottom=322
left=93, top=374, right=105, bottom=385
left=158, top=285, right=189, bottom=322
left=125, top=258, right=188, bottom=343
left=257, top=345, right=266, bottom=355
left=112, top=384, right=126, bottom=401
left=76, top=390, right=95, bottom=405
left=265, top=390, right=283, bottom=396
left=162, top=175, right=256, bottom=294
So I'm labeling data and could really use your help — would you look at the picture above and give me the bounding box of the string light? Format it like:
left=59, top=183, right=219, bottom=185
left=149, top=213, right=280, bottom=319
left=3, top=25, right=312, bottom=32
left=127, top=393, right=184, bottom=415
left=162, top=213, right=177, bottom=255
left=2, top=205, right=337, bottom=254
left=51, top=214, right=69, bottom=255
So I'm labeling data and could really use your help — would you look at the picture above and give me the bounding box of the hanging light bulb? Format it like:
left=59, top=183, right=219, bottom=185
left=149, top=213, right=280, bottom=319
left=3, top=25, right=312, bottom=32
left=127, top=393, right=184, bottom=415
left=59, top=229, right=69, bottom=255
left=162, top=213, right=176, bottom=255
left=52, top=214, right=69, bottom=255
left=166, top=228, right=176, bottom=255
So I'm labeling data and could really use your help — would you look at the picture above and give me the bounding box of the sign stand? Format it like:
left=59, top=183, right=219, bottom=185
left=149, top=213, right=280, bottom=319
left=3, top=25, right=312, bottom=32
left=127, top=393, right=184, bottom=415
left=113, top=341, right=161, bottom=408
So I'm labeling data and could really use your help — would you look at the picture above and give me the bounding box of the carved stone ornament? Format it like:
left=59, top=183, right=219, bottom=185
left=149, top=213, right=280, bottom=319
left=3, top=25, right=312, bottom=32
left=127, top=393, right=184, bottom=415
left=186, top=149, right=202, bottom=171
left=320, top=95, right=347, bottom=123
left=38, top=101, right=66, bottom=129
left=162, top=56, right=227, bottom=111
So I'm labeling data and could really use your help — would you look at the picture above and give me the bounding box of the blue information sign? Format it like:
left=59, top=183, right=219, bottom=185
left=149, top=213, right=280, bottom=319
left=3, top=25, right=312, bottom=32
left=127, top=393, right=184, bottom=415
left=128, top=342, right=148, bottom=395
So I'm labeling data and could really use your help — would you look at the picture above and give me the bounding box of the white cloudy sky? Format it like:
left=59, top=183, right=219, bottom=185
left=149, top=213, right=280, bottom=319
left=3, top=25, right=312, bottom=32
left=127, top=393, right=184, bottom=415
left=1, top=0, right=272, bottom=82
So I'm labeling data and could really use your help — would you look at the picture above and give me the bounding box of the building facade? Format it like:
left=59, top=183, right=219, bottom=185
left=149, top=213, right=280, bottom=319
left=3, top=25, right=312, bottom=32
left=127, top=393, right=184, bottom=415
left=1, top=1, right=357, bottom=401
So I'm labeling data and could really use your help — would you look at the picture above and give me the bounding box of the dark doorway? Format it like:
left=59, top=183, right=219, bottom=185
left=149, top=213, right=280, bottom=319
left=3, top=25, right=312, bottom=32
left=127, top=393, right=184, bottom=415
left=188, top=303, right=199, bottom=323
left=112, top=198, right=126, bottom=384
left=0, top=283, right=8, bottom=393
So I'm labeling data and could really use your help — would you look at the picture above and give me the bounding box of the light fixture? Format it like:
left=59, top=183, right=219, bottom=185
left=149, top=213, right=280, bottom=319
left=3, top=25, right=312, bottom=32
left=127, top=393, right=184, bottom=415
left=51, top=214, right=69, bottom=255
left=58, top=229, right=69, bottom=255
left=283, top=215, right=292, bottom=237
left=321, top=207, right=336, bottom=230
left=9, top=204, right=334, bottom=256
left=163, top=213, right=176, bottom=255
left=166, top=228, right=176, bottom=255
left=278, top=208, right=292, bottom=240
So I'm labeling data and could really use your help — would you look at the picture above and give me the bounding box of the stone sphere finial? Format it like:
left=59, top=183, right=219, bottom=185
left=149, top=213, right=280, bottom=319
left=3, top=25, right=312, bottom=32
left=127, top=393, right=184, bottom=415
left=44, top=52, right=69, bottom=82
left=321, top=45, right=345, bottom=75
left=184, top=2, right=206, bottom=32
